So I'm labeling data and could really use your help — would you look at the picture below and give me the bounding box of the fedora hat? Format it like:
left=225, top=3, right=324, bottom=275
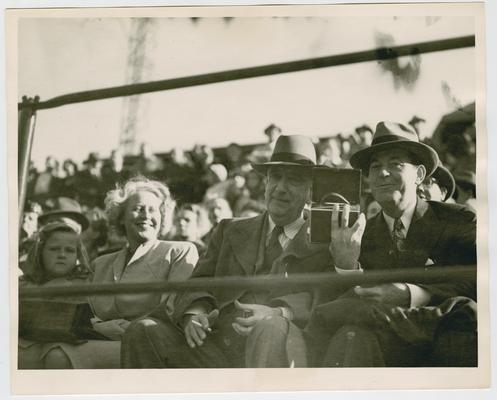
left=349, top=121, right=439, bottom=177
left=38, top=197, right=89, bottom=231
left=251, top=134, right=316, bottom=174
left=430, top=164, right=455, bottom=202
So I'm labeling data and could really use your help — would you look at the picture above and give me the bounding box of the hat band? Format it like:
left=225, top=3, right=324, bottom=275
left=270, top=152, right=315, bottom=165
left=372, top=134, right=420, bottom=146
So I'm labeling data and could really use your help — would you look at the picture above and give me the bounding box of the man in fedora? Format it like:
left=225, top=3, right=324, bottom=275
left=418, top=164, right=456, bottom=203
left=307, top=121, right=477, bottom=367
left=121, top=135, right=333, bottom=368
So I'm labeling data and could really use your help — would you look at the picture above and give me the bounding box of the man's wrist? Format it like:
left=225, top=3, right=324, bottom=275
left=335, top=260, right=362, bottom=272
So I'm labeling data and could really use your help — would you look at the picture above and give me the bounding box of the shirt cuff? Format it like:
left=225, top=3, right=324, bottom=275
left=183, top=301, right=212, bottom=316
left=335, top=262, right=363, bottom=274
left=406, top=284, right=432, bottom=307
left=278, top=307, right=294, bottom=321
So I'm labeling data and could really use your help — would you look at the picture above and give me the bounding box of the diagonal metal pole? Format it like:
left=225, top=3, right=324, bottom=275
left=18, top=35, right=475, bottom=111
left=18, top=96, right=39, bottom=230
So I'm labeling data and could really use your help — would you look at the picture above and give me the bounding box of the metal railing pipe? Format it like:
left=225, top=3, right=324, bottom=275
left=18, top=35, right=475, bottom=111
left=19, top=265, right=475, bottom=299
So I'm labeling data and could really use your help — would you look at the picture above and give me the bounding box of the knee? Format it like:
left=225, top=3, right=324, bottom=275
left=251, top=315, right=288, bottom=338
left=124, top=318, right=161, bottom=342
left=43, top=348, right=72, bottom=369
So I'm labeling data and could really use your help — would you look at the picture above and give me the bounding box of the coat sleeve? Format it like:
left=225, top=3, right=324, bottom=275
left=418, top=206, right=477, bottom=304
left=170, top=221, right=229, bottom=323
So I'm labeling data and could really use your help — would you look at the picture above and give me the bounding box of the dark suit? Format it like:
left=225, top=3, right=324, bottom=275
left=122, top=212, right=333, bottom=368
left=360, top=199, right=476, bottom=302
left=307, top=199, right=477, bottom=367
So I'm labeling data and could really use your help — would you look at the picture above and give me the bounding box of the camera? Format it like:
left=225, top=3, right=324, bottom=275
left=309, top=167, right=362, bottom=243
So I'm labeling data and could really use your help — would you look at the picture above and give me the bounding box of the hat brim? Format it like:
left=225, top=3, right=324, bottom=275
left=38, top=211, right=90, bottom=231
left=433, top=167, right=455, bottom=202
left=251, top=161, right=314, bottom=175
left=349, top=141, right=439, bottom=177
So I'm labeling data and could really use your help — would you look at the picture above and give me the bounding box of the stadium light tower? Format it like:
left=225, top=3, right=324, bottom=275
left=119, top=18, right=155, bottom=155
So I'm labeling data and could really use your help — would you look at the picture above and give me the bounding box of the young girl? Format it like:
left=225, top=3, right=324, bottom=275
left=18, top=220, right=93, bottom=369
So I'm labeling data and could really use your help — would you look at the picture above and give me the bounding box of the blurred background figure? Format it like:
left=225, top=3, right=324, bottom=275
left=453, top=169, right=476, bottom=212
left=77, top=152, right=105, bottom=208
left=318, top=137, right=347, bottom=168
left=351, top=124, right=373, bottom=153
left=418, top=164, right=455, bottom=203
left=58, top=159, right=79, bottom=199
left=32, top=156, right=61, bottom=203
left=173, top=203, right=210, bottom=256
left=136, top=142, right=164, bottom=178
left=202, top=197, right=233, bottom=244
left=249, top=123, right=282, bottom=164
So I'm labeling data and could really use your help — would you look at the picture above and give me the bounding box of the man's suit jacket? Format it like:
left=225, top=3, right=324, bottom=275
left=172, top=212, right=333, bottom=328
left=359, top=198, right=476, bottom=304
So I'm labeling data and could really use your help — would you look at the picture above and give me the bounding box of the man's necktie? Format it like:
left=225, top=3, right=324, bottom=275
left=392, top=218, right=407, bottom=254
left=263, top=225, right=284, bottom=272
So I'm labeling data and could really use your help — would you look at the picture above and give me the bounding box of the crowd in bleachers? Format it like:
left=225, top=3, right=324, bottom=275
left=18, top=117, right=477, bottom=369
left=21, top=119, right=476, bottom=263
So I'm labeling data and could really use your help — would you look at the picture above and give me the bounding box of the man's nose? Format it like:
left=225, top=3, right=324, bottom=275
left=378, top=168, right=390, bottom=178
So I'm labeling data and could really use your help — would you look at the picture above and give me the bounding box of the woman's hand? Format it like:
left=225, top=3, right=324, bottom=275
left=92, top=318, right=131, bottom=340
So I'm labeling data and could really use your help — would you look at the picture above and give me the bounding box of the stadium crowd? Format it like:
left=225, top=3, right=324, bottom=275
left=18, top=117, right=477, bottom=369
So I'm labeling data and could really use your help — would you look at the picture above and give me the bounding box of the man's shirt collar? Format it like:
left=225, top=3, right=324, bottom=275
left=382, top=200, right=416, bottom=234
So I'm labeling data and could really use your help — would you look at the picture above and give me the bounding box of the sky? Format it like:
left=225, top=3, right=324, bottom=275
left=18, top=15, right=476, bottom=168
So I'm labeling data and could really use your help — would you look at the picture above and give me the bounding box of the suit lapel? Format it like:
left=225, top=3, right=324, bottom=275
left=361, top=213, right=396, bottom=269
left=404, top=198, right=444, bottom=266
left=227, top=213, right=267, bottom=275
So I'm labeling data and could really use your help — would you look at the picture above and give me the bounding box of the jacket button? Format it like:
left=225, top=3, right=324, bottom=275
left=388, top=250, right=394, bottom=256
left=223, top=336, right=231, bottom=347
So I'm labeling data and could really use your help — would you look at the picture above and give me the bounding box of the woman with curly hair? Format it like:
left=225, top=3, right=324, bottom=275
left=88, top=177, right=198, bottom=366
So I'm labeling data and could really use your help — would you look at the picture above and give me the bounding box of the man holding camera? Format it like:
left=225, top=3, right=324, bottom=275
left=121, top=134, right=333, bottom=368
left=307, top=121, right=477, bottom=367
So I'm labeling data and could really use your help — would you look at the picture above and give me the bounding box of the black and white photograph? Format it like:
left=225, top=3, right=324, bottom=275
left=4, top=1, right=491, bottom=397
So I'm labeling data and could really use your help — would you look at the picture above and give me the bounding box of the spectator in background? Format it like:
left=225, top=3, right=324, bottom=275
left=77, top=152, right=105, bottom=208
left=223, top=142, right=247, bottom=171
left=203, top=163, right=230, bottom=201
left=351, top=125, right=373, bottom=153
left=318, top=137, right=347, bottom=168
left=173, top=203, right=210, bottom=257
left=58, top=159, right=79, bottom=199
left=32, top=156, right=61, bottom=203
left=203, top=198, right=233, bottom=244
left=418, top=164, right=455, bottom=203
left=162, top=146, right=197, bottom=204
left=238, top=199, right=266, bottom=218
left=136, top=142, right=164, bottom=178
left=249, top=123, right=282, bottom=164
left=454, top=169, right=476, bottom=212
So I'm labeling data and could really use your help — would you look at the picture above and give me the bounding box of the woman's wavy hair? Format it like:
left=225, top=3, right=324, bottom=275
left=105, top=176, right=175, bottom=238
left=22, top=221, right=91, bottom=285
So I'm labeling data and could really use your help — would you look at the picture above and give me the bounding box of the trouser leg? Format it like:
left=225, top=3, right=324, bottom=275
left=245, top=316, right=289, bottom=368
left=432, top=297, right=478, bottom=367
left=322, top=324, right=385, bottom=367
left=121, top=317, right=230, bottom=368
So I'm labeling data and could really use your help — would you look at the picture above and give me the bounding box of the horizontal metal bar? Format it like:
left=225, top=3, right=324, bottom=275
left=19, top=265, right=475, bottom=299
left=19, top=35, right=475, bottom=111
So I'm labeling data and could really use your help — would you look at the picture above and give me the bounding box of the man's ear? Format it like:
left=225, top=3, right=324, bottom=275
left=415, top=164, right=427, bottom=185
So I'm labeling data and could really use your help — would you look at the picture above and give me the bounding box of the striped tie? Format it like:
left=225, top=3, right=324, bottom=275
left=263, top=225, right=284, bottom=272
left=392, top=218, right=406, bottom=254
